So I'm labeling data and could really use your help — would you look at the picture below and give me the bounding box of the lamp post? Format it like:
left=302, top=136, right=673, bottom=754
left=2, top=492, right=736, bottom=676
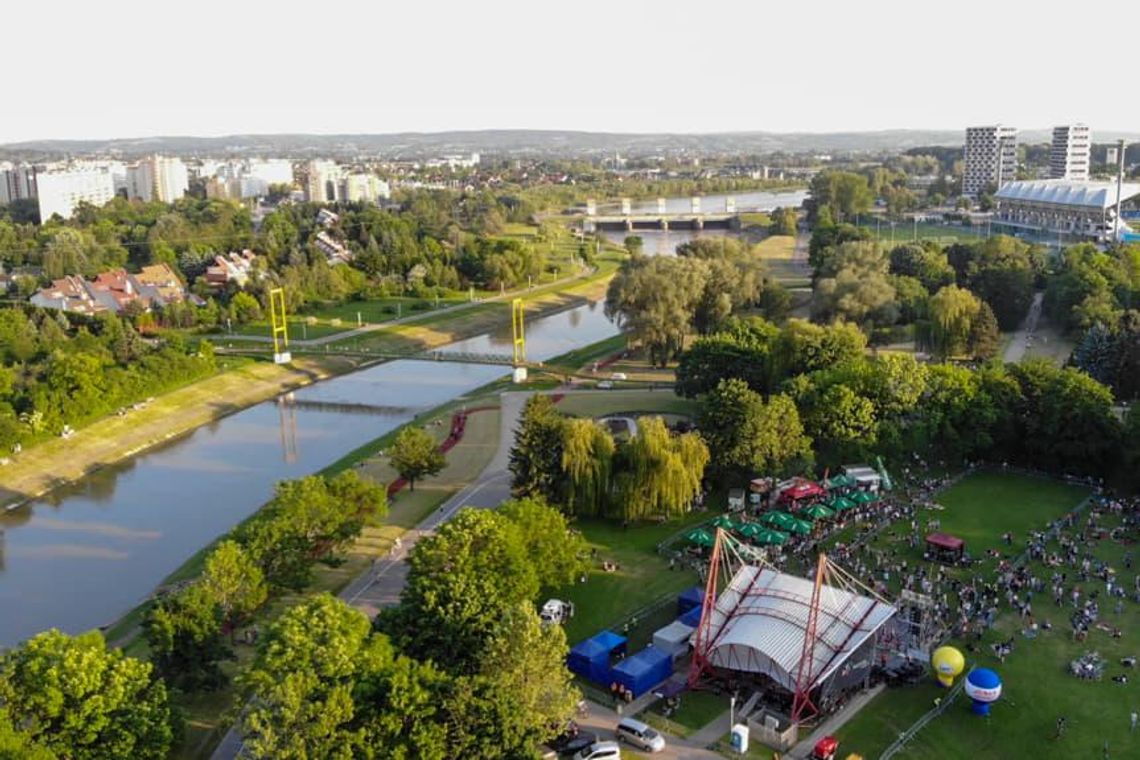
left=730, top=694, right=736, bottom=728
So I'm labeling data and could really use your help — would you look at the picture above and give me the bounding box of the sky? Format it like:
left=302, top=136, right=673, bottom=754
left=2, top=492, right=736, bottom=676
left=4, top=0, right=1138, bottom=144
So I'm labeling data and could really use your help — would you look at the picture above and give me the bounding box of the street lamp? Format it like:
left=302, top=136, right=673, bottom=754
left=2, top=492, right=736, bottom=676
left=730, top=694, right=736, bottom=728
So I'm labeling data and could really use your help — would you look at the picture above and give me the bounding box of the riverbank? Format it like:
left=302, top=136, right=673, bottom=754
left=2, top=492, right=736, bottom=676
left=0, top=355, right=360, bottom=511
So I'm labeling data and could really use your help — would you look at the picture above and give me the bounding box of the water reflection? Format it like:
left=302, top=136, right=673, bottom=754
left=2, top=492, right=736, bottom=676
left=0, top=301, right=620, bottom=645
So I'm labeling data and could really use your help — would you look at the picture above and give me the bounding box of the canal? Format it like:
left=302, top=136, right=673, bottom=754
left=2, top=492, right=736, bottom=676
left=0, top=301, right=617, bottom=646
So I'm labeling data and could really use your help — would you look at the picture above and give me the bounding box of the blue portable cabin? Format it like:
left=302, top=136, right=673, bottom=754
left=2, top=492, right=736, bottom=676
left=611, top=646, right=674, bottom=698
left=679, top=603, right=703, bottom=628
left=677, top=586, right=704, bottom=616
left=567, top=630, right=628, bottom=684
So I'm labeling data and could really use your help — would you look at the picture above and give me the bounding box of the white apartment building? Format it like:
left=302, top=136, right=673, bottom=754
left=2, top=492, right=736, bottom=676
left=963, top=125, right=1018, bottom=196
left=246, top=159, right=294, bottom=187
left=1050, top=124, right=1091, bottom=181
left=342, top=173, right=391, bottom=203
left=36, top=168, right=116, bottom=221
left=305, top=160, right=340, bottom=203
left=127, top=156, right=189, bottom=203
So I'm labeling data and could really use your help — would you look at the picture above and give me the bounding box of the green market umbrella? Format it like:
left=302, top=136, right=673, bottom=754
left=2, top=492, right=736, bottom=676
left=710, top=515, right=737, bottom=531
left=802, top=503, right=836, bottom=520
left=851, top=491, right=878, bottom=505
left=737, top=522, right=764, bottom=540
left=829, top=496, right=857, bottom=511
left=753, top=527, right=789, bottom=546
left=784, top=517, right=813, bottom=535
left=684, top=528, right=714, bottom=547
left=827, top=474, right=856, bottom=489
left=760, top=511, right=796, bottom=529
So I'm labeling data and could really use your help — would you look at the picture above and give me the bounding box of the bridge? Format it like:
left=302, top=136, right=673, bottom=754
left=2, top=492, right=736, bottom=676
left=280, top=398, right=414, bottom=416
left=218, top=343, right=522, bottom=367
left=581, top=195, right=743, bottom=232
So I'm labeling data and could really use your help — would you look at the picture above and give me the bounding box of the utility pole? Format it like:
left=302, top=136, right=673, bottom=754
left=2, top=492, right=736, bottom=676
left=1114, top=139, right=1127, bottom=243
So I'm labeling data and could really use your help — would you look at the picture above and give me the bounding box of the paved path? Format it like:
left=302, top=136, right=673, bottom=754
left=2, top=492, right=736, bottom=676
left=1003, top=291, right=1043, bottom=363
left=224, top=270, right=594, bottom=348
left=577, top=700, right=723, bottom=760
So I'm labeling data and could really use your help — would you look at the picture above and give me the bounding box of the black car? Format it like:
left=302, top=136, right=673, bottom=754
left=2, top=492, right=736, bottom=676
left=549, top=729, right=599, bottom=757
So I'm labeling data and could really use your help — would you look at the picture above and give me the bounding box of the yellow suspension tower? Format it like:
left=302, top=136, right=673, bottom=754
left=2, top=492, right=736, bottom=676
left=269, top=287, right=292, bottom=364
left=511, top=298, right=527, bottom=383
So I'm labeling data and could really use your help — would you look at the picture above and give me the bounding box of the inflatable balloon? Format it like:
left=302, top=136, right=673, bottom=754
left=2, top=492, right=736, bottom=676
left=931, top=646, right=965, bottom=687
left=964, top=668, right=1002, bottom=716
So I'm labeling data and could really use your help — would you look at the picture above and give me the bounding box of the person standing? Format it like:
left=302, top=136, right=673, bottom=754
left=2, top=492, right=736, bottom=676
left=1131, top=710, right=1138, bottom=732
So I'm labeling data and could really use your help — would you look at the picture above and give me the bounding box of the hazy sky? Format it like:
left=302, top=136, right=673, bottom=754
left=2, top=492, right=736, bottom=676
left=5, top=0, right=1136, bottom=143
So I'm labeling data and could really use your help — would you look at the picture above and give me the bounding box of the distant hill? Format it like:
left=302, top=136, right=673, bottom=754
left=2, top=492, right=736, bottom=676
left=3, top=129, right=1139, bottom=160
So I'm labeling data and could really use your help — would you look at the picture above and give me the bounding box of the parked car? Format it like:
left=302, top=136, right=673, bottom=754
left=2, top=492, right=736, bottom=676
left=548, top=726, right=598, bottom=757
left=610, top=372, right=628, bottom=381
left=615, top=718, right=666, bottom=752
left=597, top=381, right=614, bottom=389
left=574, top=740, right=621, bottom=760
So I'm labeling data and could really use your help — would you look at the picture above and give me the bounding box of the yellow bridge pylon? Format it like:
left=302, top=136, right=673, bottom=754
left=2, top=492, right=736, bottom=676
left=269, top=287, right=291, bottom=364
left=511, top=298, right=526, bottom=366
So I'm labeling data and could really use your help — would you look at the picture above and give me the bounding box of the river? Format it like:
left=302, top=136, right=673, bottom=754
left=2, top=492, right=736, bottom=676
left=0, top=301, right=617, bottom=646
left=596, top=188, right=808, bottom=256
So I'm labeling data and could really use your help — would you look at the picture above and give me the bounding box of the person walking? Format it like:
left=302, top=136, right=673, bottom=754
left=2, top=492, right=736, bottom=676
left=1054, top=715, right=1067, bottom=739
left=1131, top=710, right=1138, bottom=732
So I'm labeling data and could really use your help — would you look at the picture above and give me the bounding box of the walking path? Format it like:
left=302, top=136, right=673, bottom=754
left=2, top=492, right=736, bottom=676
left=1003, top=291, right=1043, bottom=363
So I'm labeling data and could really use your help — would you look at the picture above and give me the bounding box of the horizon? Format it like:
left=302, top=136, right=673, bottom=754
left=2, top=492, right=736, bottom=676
left=5, top=0, right=1137, bottom=145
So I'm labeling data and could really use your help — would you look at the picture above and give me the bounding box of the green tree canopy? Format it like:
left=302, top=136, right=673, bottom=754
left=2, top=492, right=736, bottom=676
left=388, top=425, right=445, bottom=491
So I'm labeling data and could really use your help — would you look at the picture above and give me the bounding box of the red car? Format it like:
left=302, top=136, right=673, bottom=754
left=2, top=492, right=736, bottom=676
left=812, top=735, right=839, bottom=760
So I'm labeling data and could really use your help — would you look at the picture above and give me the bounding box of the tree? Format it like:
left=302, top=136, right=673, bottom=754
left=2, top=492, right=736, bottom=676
left=388, top=425, right=445, bottom=491
left=612, top=417, right=708, bottom=521
left=229, top=291, right=262, bottom=324
left=382, top=509, right=538, bottom=672
left=699, top=379, right=812, bottom=479
left=499, top=498, right=588, bottom=589
left=968, top=301, right=1001, bottom=360
left=674, top=318, right=779, bottom=398
left=623, top=235, right=643, bottom=256
left=809, top=171, right=873, bottom=222
left=801, top=383, right=878, bottom=461
left=605, top=255, right=707, bottom=366
left=0, top=707, right=55, bottom=760
left=200, top=540, right=268, bottom=634
left=145, top=582, right=231, bottom=691
left=772, top=319, right=867, bottom=379
left=239, top=594, right=377, bottom=759
left=812, top=242, right=898, bottom=328
left=927, top=285, right=982, bottom=359
left=770, top=207, right=798, bottom=236
left=0, top=630, right=175, bottom=760
left=509, top=394, right=566, bottom=502
left=559, top=418, right=615, bottom=517
left=965, top=236, right=1037, bottom=330
left=888, top=243, right=955, bottom=292
left=445, top=602, right=579, bottom=758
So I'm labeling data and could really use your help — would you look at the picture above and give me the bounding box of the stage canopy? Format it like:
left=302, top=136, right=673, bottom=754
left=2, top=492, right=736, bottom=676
left=701, top=566, right=896, bottom=694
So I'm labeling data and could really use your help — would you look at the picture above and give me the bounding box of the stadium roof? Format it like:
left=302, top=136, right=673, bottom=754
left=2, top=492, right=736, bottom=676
left=703, top=565, right=896, bottom=693
left=995, top=180, right=1140, bottom=210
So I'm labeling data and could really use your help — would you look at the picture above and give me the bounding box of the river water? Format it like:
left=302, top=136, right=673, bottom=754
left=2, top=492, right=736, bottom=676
left=597, top=189, right=808, bottom=256
left=0, top=302, right=617, bottom=646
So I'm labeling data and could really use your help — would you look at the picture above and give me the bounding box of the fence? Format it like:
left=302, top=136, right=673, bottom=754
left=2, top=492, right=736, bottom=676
left=879, top=671, right=967, bottom=759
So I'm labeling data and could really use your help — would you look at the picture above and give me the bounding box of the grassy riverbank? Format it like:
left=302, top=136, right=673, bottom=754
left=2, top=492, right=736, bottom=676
left=0, top=355, right=359, bottom=510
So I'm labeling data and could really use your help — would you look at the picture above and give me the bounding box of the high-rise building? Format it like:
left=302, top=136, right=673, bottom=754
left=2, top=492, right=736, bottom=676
left=36, top=168, right=116, bottom=221
left=127, top=156, right=189, bottom=203
left=341, top=173, right=391, bottom=203
left=1, top=163, right=38, bottom=205
left=963, top=125, right=1018, bottom=196
left=304, top=160, right=340, bottom=203
left=1050, top=124, right=1091, bottom=181
left=246, top=159, right=294, bottom=187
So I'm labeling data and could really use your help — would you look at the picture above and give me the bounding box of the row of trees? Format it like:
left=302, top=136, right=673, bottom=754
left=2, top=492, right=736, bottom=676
left=144, top=472, right=387, bottom=692
left=510, top=396, right=709, bottom=520
left=0, top=309, right=217, bottom=449
left=604, top=237, right=787, bottom=365
left=672, top=315, right=1122, bottom=477
left=237, top=500, right=586, bottom=758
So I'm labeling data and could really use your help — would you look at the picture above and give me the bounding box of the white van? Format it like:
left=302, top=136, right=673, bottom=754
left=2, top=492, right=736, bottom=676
left=615, top=718, right=666, bottom=752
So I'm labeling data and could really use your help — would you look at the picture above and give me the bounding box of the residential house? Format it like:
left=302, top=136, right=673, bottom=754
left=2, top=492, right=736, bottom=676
left=29, top=264, right=199, bottom=315
left=205, top=250, right=258, bottom=289
left=314, top=231, right=353, bottom=265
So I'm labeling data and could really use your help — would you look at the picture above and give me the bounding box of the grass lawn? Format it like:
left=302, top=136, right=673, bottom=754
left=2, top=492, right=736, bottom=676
left=556, top=513, right=711, bottom=647
left=833, top=472, right=1108, bottom=760
left=555, top=390, right=698, bottom=421
left=642, top=689, right=729, bottom=738
left=753, top=234, right=809, bottom=284
left=859, top=221, right=986, bottom=245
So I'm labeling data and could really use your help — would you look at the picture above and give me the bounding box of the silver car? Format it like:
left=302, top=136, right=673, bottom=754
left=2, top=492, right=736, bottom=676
left=615, top=717, right=666, bottom=752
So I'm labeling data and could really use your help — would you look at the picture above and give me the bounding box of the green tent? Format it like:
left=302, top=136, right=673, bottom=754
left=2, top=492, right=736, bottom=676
left=710, top=515, right=737, bottom=531
left=753, top=527, right=789, bottom=546
left=829, top=496, right=857, bottom=511
left=784, top=517, right=813, bottom=535
left=760, top=511, right=796, bottom=529
left=850, top=491, right=878, bottom=505
left=827, top=474, right=856, bottom=490
left=802, top=503, right=836, bottom=520
left=737, top=522, right=764, bottom=539
left=685, top=528, right=714, bottom=547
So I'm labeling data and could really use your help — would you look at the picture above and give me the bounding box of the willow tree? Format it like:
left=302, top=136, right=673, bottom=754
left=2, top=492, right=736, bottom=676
left=560, top=418, right=614, bottom=517
left=614, top=417, right=708, bottom=521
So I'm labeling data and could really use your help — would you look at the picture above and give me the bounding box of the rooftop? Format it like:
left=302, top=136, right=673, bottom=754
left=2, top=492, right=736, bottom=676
left=996, top=179, right=1140, bottom=209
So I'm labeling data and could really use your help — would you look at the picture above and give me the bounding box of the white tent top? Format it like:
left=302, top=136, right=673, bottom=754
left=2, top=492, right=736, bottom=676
left=995, top=180, right=1140, bottom=210
left=703, top=565, right=896, bottom=693
left=654, top=620, right=695, bottom=647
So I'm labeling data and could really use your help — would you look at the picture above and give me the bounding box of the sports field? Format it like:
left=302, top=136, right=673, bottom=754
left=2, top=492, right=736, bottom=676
left=834, top=471, right=1140, bottom=760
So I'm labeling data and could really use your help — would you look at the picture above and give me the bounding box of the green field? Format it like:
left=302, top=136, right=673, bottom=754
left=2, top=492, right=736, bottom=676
left=836, top=472, right=1124, bottom=760
left=859, top=221, right=986, bottom=245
